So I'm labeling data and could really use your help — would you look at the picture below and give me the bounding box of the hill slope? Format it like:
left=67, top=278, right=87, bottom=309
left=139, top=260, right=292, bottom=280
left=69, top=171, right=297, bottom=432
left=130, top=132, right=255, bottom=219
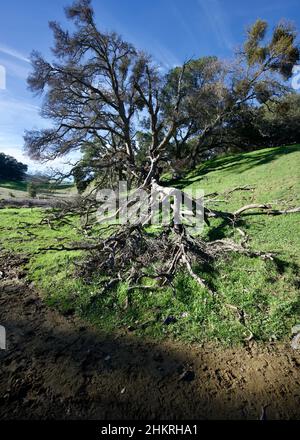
left=0, top=180, right=75, bottom=200
left=185, top=144, right=300, bottom=264
left=0, top=145, right=299, bottom=344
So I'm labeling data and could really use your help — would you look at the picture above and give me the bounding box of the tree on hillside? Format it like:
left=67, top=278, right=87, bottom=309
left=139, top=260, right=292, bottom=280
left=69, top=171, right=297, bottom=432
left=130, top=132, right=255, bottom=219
left=24, top=0, right=300, bottom=292
left=24, top=3, right=299, bottom=184
left=0, top=153, right=28, bottom=181
left=257, top=93, right=300, bottom=147
left=202, top=92, right=300, bottom=155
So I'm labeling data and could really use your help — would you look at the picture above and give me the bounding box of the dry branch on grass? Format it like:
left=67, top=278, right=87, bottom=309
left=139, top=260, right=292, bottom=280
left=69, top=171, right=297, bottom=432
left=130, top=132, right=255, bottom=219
left=37, top=181, right=300, bottom=296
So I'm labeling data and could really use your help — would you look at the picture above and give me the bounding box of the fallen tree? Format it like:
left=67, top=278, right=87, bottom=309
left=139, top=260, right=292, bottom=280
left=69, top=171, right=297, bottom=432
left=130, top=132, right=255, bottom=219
left=37, top=181, right=300, bottom=296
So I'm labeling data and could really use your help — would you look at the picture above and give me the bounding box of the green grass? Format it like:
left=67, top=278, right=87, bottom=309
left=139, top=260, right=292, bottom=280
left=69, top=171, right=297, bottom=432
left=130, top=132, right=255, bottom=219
left=0, top=145, right=299, bottom=345
left=0, top=208, right=89, bottom=315
left=0, top=180, right=28, bottom=191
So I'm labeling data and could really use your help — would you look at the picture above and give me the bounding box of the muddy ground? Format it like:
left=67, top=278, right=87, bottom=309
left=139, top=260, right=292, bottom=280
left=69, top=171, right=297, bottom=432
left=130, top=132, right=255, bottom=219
left=0, top=254, right=300, bottom=420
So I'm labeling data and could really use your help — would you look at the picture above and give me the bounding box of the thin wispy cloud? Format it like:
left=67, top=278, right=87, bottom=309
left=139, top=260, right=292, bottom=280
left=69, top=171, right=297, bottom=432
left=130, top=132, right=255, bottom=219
left=0, top=44, right=30, bottom=63
left=0, top=98, right=39, bottom=114
left=89, top=3, right=180, bottom=70
left=0, top=94, right=71, bottom=172
left=198, top=0, right=234, bottom=50
left=150, top=41, right=181, bottom=69
left=0, top=44, right=31, bottom=81
left=0, top=143, right=30, bottom=164
left=0, top=141, right=73, bottom=174
left=170, top=3, right=199, bottom=49
left=0, top=57, right=30, bottom=81
left=0, top=95, right=43, bottom=164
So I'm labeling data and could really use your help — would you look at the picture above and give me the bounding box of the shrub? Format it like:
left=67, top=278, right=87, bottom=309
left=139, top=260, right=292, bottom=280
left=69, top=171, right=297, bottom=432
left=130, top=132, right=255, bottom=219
left=27, top=182, right=38, bottom=198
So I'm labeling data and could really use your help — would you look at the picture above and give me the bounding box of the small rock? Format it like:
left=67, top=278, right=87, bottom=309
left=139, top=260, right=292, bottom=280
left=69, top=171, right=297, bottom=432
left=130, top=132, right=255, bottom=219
left=163, top=316, right=177, bottom=326
left=291, top=333, right=300, bottom=350
left=291, top=325, right=300, bottom=335
left=260, top=405, right=269, bottom=420
left=179, top=369, right=195, bottom=382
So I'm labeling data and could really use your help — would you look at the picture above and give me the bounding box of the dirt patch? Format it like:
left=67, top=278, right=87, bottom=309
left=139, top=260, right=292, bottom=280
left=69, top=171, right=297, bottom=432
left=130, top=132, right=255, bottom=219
left=0, top=254, right=300, bottom=420
left=0, top=197, right=73, bottom=209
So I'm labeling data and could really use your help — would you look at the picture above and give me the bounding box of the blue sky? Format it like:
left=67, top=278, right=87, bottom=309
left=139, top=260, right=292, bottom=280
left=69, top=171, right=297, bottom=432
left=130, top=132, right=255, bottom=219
left=0, top=0, right=299, bottom=172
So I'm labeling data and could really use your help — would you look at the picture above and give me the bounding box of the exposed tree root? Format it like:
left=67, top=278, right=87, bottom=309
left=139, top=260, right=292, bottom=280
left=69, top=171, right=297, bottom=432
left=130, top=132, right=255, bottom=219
left=37, top=182, right=300, bottom=297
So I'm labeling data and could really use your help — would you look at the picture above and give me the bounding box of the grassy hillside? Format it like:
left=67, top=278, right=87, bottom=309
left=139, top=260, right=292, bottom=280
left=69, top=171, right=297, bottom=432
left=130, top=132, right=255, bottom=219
left=185, top=144, right=300, bottom=264
left=185, top=144, right=300, bottom=207
left=0, top=180, right=75, bottom=200
left=0, top=145, right=299, bottom=345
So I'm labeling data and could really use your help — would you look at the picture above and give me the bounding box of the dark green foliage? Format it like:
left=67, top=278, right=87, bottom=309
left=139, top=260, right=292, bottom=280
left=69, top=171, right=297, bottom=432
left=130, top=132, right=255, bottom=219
left=0, top=153, right=28, bottom=181
left=216, top=93, right=300, bottom=153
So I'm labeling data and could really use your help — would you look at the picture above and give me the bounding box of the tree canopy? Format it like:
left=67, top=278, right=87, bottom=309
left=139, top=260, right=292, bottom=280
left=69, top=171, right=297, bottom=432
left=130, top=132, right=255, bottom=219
left=0, top=153, right=28, bottom=181
left=24, top=0, right=299, bottom=187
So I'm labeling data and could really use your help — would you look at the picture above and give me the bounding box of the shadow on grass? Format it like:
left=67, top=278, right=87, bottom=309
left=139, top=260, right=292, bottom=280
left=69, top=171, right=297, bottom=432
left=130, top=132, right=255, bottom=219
left=168, top=145, right=300, bottom=189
